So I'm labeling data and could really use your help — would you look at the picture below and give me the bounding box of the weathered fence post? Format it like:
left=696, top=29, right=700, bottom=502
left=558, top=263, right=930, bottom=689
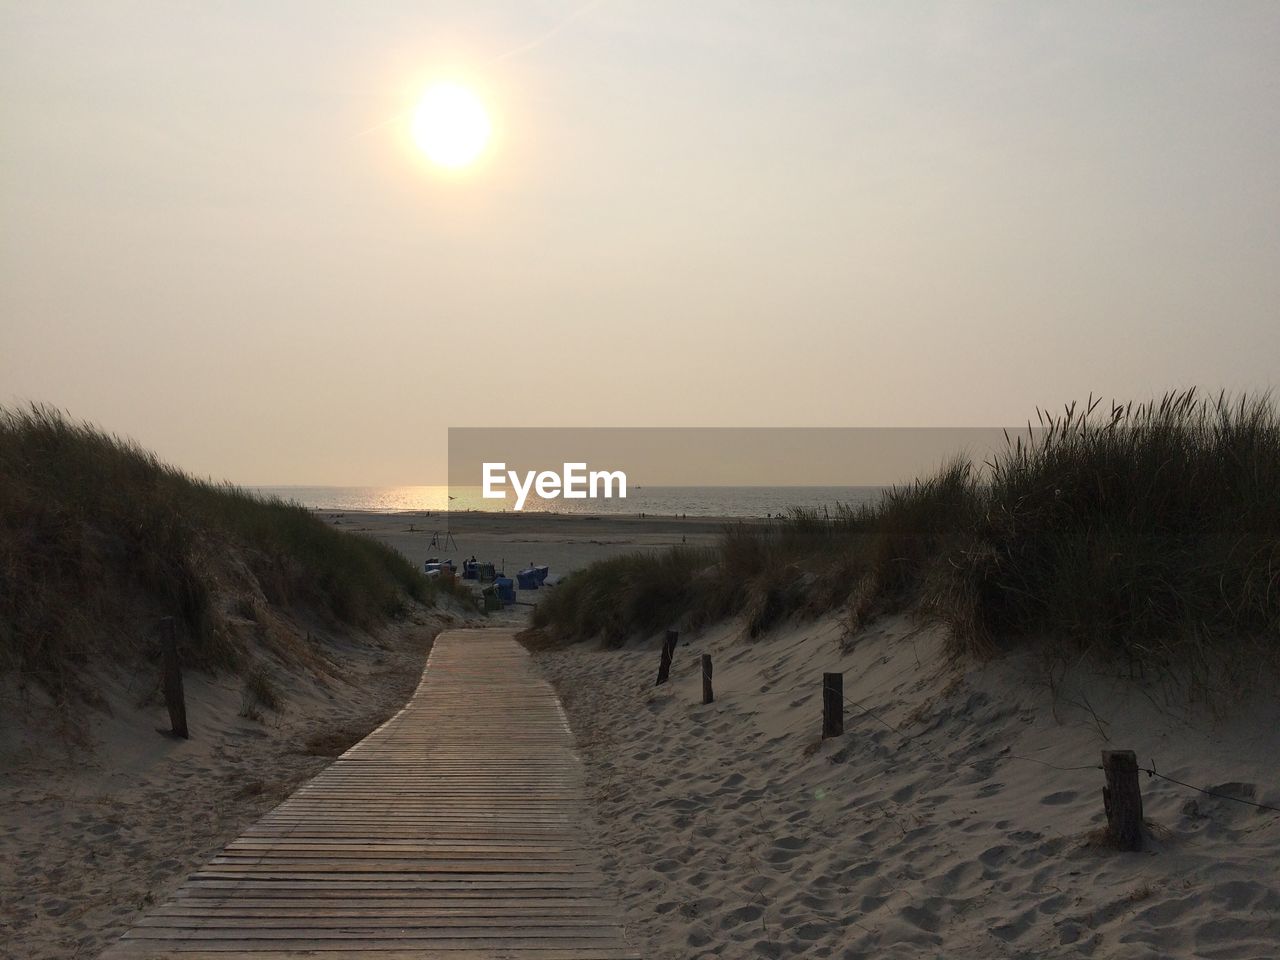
left=655, top=629, right=678, bottom=686
left=1101, top=749, right=1142, bottom=850
left=822, top=672, right=843, bottom=738
left=161, top=617, right=189, bottom=739
left=701, top=654, right=714, bottom=704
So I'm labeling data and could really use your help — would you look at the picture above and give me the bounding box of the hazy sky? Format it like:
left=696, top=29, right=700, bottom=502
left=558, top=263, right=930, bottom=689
left=3, top=2, right=1278, bottom=484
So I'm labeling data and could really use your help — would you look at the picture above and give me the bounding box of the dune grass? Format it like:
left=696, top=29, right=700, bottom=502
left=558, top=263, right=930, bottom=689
left=0, top=404, right=440, bottom=699
left=534, top=391, right=1280, bottom=679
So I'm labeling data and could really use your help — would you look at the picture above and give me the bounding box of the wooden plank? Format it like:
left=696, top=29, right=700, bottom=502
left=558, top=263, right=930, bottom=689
left=148, top=907, right=622, bottom=920
left=123, top=927, right=627, bottom=939
left=99, top=629, right=640, bottom=960
left=102, top=950, right=640, bottom=959
left=109, top=938, right=636, bottom=951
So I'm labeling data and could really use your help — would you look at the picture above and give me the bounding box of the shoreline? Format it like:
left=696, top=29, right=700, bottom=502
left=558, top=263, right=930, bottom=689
left=315, top=507, right=776, bottom=524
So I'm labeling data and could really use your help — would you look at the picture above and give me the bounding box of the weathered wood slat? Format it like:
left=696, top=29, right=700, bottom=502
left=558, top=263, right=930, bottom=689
left=106, top=939, right=636, bottom=952
left=153, top=911, right=622, bottom=918
left=99, top=629, right=638, bottom=959
left=123, top=927, right=627, bottom=939
left=100, top=951, right=640, bottom=959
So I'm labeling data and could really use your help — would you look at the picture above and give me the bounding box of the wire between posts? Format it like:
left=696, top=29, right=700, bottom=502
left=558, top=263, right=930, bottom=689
left=710, top=665, right=1280, bottom=816
left=1140, top=766, right=1280, bottom=814
left=832, top=689, right=1277, bottom=811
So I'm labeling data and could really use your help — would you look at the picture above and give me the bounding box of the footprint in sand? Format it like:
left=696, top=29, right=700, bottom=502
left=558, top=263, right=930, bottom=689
left=979, top=844, right=1011, bottom=867
left=764, top=837, right=806, bottom=864
left=797, top=891, right=830, bottom=912
left=662, top=796, right=703, bottom=812
left=1040, top=789, right=1076, bottom=805
left=718, top=904, right=763, bottom=929
left=41, top=898, right=71, bottom=917
left=686, top=928, right=713, bottom=948
left=900, top=902, right=942, bottom=933
left=791, top=919, right=836, bottom=941
left=1037, top=892, right=1068, bottom=914
left=842, top=860, right=879, bottom=882
left=859, top=893, right=889, bottom=913
left=932, top=859, right=981, bottom=893
left=1210, top=878, right=1280, bottom=913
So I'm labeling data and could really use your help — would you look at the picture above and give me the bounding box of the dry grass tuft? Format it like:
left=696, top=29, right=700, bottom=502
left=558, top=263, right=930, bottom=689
left=532, top=391, right=1280, bottom=687
left=299, top=718, right=384, bottom=757
left=0, top=403, right=439, bottom=702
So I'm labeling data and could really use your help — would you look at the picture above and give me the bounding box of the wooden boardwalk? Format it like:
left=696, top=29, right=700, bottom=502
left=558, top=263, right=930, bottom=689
left=101, top=629, right=638, bottom=960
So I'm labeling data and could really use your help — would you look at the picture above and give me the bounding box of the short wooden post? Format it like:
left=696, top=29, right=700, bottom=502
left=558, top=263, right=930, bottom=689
left=655, top=629, right=678, bottom=686
left=1101, top=749, right=1142, bottom=850
left=701, top=654, right=714, bottom=704
left=161, top=618, right=189, bottom=739
left=822, top=672, right=843, bottom=738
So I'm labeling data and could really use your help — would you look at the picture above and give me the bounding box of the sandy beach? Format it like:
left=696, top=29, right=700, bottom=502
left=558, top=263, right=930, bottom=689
left=340, top=509, right=744, bottom=582
left=0, top=510, right=697, bottom=960
left=4, top=506, right=1278, bottom=959
left=536, top=614, right=1280, bottom=959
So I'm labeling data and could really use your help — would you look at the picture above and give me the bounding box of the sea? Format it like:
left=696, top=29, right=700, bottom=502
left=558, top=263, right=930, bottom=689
left=248, top=485, right=889, bottom=519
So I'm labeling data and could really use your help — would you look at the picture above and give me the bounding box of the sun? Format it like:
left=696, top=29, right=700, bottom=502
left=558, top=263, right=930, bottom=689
left=411, top=83, right=492, bottom=169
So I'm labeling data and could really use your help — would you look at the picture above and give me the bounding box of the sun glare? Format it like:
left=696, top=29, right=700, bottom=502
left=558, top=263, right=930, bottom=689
left=412, top=83, right=492, bottom=169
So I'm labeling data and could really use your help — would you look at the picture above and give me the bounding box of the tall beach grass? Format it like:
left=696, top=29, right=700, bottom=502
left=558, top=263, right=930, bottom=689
left=0, top=404, right=440, bottom=699
left=534, top=391, right=1280, bottom=680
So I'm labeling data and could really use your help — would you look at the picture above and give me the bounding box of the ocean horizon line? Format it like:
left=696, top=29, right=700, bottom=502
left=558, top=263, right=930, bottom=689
left=247, top=483, right=891, bottom=519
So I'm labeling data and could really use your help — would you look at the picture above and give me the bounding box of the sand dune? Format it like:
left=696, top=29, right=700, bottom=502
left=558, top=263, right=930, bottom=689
left=0, top=614, right=450, bottom=960
left=536, top=615, right=1280, bottom=958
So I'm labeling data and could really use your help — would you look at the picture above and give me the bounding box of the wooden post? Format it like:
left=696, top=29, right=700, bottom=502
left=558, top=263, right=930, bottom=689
left=701, top=654, right=714, bottom=704
left=655, top=629, right=678, bottom=686
left=161, top=618, right=189, bottom=739
left=822, top=672, right=843, bottom=738
left=1101, top=750, right=1143, bottom=850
